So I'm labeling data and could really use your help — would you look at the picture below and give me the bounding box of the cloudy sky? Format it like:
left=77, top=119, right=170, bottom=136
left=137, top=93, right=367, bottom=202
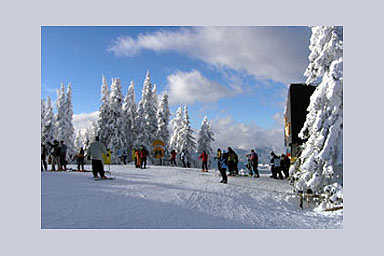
left=41, top=26, right=311, bottom=152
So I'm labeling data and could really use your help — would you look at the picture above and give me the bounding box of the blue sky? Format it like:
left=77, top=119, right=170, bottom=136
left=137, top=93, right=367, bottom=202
left=41, top=26, right=311, bottom=151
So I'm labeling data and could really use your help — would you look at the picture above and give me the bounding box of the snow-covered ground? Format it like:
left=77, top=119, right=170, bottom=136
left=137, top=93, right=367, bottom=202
left=41, top=164, right=342, bottom=229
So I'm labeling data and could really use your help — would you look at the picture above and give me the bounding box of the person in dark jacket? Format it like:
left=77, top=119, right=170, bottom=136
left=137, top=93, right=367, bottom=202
left=170, top=150, right=177, bottom=166
left=180, top=150, right=186, bottom=167
left=77, top=147, right=85, bottom=171
left=280, top=154, right=290, bottom=179
left=249, top=149, right=260, bottom=178
left=140, top=147, right=148, bottom=169
left=47, top=140, right=61, bottom=171
left=41, top=143, right=47, bottom=171
left=270, top=151, right=283, bottom=179
left=227, top=147, right=237, bottom=176
left=60, top=141, right=67, bottom=171
left=199, top=151, right=209, bottom=172
left=216, top=148, right=227, bottom=184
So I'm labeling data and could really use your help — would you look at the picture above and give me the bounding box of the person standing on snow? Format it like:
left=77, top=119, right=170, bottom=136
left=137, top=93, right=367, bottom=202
left=280, top=154, right=290, bottom=179
left=170, top=150, right=177, bottom=167
left=47, top=140, right=61, bottom=171
left=199, top=150, right=209, bottom=172
left=180, top=150, right=186, bottom=167
left=270, top=151, right=283, bottom=179
left=77, top=147, right=85, bottom=172
left=60, top=141, right=67, bottom=171
left=214, top=148, right=222, bottom=172
left=87, top=136, right=108, bottom=179
left=135, top=148, right=141, bottom=168
left=140, top=146, right=148, bottom=169
left=217, top=149, right=227, bottom=183
left=249, top=149, right=260, bottom=178
left=41, top=143, right=48, bottom=171
left=227, top=147, right=237, bottom=176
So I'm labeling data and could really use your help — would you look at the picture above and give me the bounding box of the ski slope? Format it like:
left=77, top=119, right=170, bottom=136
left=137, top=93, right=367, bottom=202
left=41, top=164, right=342, bottom=229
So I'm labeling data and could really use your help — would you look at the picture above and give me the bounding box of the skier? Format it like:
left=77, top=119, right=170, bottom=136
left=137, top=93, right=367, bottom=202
left=280, top=154, right=290, bottom=179
left=47, top=140, right=61, bottom=171
left=87, top=136, right=108, bottom=179
left=249, top=149, right=260, bottom=178
left=60, top=140, right=67, bottom=171
left=77, top=147, right=85, bottom=172
left=214, top=148, right=222, bottom=172
left=122, top=149, right=128, bottom=165
left=170, top=150, right=177, bottom=166
left=270, top=151, right=283, bottom=179
left=135, top=148, right=141, bottom=168
left=227, top=147, right=237, bottom=176
left=220, top=150, right=228, bottom=183
left=199, top=150, right=209, bottom=172
left=41, top=143, right=47, bottom=171
left=180, top=150, right=187, bottom=167
left=140, top=146, right=148, bottom=169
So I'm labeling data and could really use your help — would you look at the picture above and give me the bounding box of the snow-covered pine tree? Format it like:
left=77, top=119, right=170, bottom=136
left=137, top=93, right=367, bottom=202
left=97, top=75, right=112, bottom=147
left=84, top=121, right=98, bottom=153
left=55, top=83, right=67, bottom=143
left=64, top=83, right=76, bottom=159
left=108, top=78, right=127, bottom=163
left=156, top=93, right=170, bottom=146
left=169, top=106, right=183, bottom=152
left=41, top=99, right=46, bottom=143
left=122, top=80, right=137, bottom=154
left=41, top=96, right=56, bottom=145
left=134, top=70, right=158, bottom=154
left=152, top=83, right=158, bottom=110
left=197, top=116, right=215, bottom=156
left=291, top=26, right=343, bottom=210
left=74, top=130, right=84, bottom=152
left=178, top=105, right=196, bottom=165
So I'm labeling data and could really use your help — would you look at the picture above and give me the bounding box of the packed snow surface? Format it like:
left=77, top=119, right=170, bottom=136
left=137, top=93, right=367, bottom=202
left=41, top=165, right=342, bottom=229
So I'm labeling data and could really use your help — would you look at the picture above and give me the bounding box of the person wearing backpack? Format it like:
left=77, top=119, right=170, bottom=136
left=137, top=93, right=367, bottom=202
left=227, top=147, right=237, bottom=176
left=250, top=149, right=260, bottom=178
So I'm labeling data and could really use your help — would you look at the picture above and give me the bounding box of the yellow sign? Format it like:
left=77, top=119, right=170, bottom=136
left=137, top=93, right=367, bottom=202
left=152, top=140, right=165, bottom=159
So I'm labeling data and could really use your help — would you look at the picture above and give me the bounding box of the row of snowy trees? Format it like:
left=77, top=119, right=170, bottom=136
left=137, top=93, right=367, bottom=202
left=41, top=83, right=76, bottom=158
left=41, top=70, right=215, bottom=165
left=290, top=26, right=343, bottom=210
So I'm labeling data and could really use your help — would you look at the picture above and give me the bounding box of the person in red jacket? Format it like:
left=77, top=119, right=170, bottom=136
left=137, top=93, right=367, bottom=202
left=199, top=151, right=209, bottom=172
left=170, top=150, right=177, bottom=166
left=140, top=147, right=148, bottom=169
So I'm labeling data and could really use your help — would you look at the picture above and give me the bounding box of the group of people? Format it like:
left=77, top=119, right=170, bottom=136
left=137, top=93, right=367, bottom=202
left=132, top=146, right=149, bottom=169
left=270, top=151, right=290, bottom=179
left=41, top=140, right=68, bottom=172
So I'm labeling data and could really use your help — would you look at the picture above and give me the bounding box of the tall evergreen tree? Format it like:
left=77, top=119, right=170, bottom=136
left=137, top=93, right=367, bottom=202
left=97, top=75, right=112, bottom=147
left=64, top=83, right=76, bottom=158
left=55, top=83, right=67, bottom=142
left=169, top=106, right=183, bottom=152
left=108, top=78, right=127, bottom=163
left=41, top=99, right=46, bottom=143
left=291, top=26, right=343, bottom=209
left=135, top=70, right=157, bottom=152
left=197, top=116, right=215, bottom=156
left=156, top=93, right=171, bottom=145
left=178, top=105, right=196, bottom=162
left=42, top=96, right=56, bottom=145
left=122, top=80, right=137, bottom=153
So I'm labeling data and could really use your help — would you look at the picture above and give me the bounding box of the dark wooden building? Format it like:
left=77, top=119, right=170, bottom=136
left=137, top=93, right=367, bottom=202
left=284, top=83, right=316, bottom=157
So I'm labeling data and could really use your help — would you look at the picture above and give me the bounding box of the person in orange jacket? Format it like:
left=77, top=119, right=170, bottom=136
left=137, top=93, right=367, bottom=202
left=199, top=150, right=209, bottom=172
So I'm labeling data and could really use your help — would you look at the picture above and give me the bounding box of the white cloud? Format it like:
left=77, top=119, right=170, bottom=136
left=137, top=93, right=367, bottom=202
left=108, top=26, right=310, bottom=84
left=166, top=70, right=233, bottom=105
left=210, top=116, right=284, bottom=152
left=72, top=111, right=99, bottom=132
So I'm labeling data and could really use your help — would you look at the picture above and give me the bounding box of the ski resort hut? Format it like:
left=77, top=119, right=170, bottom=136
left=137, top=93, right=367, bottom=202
left=284, top=83, right=316, bottom=158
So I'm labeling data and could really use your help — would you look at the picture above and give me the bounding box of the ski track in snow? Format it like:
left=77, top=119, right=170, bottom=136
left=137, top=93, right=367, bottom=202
left=41, top=165, right=342, bottom=229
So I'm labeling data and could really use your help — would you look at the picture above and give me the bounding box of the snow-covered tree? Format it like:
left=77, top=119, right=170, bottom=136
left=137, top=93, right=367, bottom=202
left=122, top=80, right=137, bottom=153
left=134, top=70, right=158, bottom=153
left=74, top=130, right=84, bottom=151
left=156, top=93, right=170, bottom=146
left=41, top=99, right=46, bottom=143
left=41, top=96, right=56, bottom=145
left=64, top=83, right=76, bottom=158
left=152, top=83, right=158, bottom=110
left=178, top=105, right=196, bottom=163
left=55, top=83, right=67, bottom=142
left=84, top=121, right=98, bottom=152
left=108, top=78, right=127, bottom=163
left=169, top=106, right=183, bottom=152
left=290, top=26, right=343, bottom=210
left=197, top=116, right=215, bottom=156
left=97, top=76, right=112, bottom=147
